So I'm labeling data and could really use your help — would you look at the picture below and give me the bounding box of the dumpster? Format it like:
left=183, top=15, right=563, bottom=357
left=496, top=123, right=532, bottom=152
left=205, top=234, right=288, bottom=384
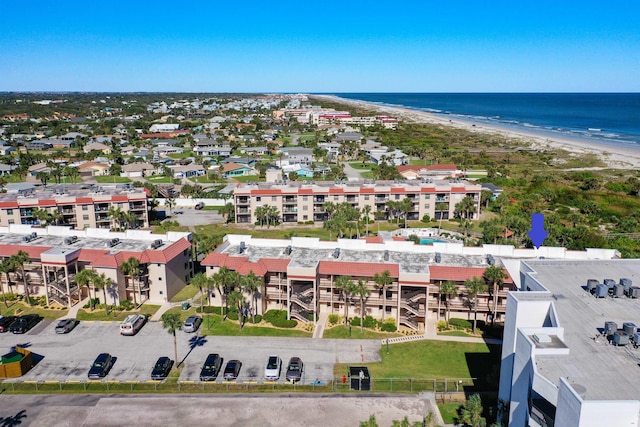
left=349, top=366, right=371, bottom=391
left=181, top=302, right=190, bottom=310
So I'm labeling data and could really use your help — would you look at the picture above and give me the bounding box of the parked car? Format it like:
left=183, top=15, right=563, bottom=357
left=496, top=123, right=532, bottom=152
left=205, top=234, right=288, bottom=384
left=183, top=315, right=203, bottom=333
left=285, top=357, right=304, bottom=383
left=199, top=353, right=223, bottom=381
left=88, top=353, right=114, bottom=379
left=55, top=318, right=79, bottom=334
left=223, top=360, right=242, bottom=381
left=264, top=355, right=282, bottom=381
left=9, top=314, right=41, bottom=334
left=0, top=315, right=16, bottom=333
left=194, top=202, right=204, bottom=210
left=151, top=356, right=174, bottom=380
left=119, top=314, right=147, bottom=335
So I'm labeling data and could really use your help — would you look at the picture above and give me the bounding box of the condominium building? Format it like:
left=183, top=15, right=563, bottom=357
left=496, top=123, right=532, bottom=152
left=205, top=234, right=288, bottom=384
left=234, top=180, right=482, bottom=225
left=0, top=225, right=193, bottom=307
left=0, top=186, right=149, bottom=230
left=499, top=259, right=640, bottom=427
left=201, top=234, right=619, bottom=331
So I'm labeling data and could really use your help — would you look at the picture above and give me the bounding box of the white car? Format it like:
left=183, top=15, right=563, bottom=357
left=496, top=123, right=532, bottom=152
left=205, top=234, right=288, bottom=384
left=264, top=355, right=282, bottom=381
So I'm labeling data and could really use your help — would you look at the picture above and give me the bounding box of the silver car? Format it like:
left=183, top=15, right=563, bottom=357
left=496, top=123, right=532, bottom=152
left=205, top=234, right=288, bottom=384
left=183, top=315, right=203, bottom=333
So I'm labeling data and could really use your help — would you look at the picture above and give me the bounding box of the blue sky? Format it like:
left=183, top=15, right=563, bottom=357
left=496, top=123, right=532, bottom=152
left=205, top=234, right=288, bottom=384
left=1, top=1, right=639, bottom=92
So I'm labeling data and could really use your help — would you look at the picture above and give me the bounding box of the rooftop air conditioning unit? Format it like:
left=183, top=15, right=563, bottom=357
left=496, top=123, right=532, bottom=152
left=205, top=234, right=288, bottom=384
left=435, top=252, right=442, bottom=263
left=486, top=254, right=495, bottom=265
left=239, top=241, right=247, bottom=254
left=284, top=245, right=292, bottom=256
left=332, top=248, right=340, bottom=259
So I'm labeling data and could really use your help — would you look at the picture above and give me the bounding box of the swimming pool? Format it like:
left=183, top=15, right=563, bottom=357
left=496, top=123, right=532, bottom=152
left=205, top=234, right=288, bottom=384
left=420, top=238, right=445, bottom=245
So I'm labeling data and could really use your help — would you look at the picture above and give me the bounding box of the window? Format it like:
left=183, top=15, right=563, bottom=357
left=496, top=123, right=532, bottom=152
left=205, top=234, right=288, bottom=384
left=386, top=306, right=392, bottom=313
left=303, top=195, right=308, bottom=201
left=303, top=215, right=308, bottom=220
left=184, top=263, right=188, bottom=269
left=424, top=204, right=430, bottom=209
left=7, top=209, right=13, bottom=215
left=83, top=215, right=89, bottom=220
left=326, top=302, right=330, bottom=306
left=256, top=197, right=261, bottom=202
left=303, top=205, right=308, bottom=211
left=82, top=205, right=88, bottom=211
left=395, top=194, right=400, bottom=200
left=364, top=195, right=369, bottom=200
left=424, top=194, right=431, bottom=200
left=333, top=195, right=339, bottom=201
left=272, top=196, right=277, bottom=202
left=8, top=219, right=14, bottom=225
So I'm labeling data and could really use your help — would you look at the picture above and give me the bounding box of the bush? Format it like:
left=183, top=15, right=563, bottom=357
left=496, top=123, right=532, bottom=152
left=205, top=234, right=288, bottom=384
left=449, top=318, right=472, bottom=330
left=364, top=316, right=379, bottom=329
left=248, top=314, right=262, bottom=324
left=197, top=306, right=223, bottom=314
left=328, top=314, right=340, bottom=326
left=0, top=292, right=18, bottom=302
left=351, top=317, right=361, bottom=326
left=381, top=322, right=397, bottom=332
left=227, top=309, right=239, bottom=321
left=421, top=214, right=431, bottom=223
left=119, top=300, right=135, bottom=311
left=437, top=320, right=448, bottom=331
left=262, top=309, right=297, bottom=328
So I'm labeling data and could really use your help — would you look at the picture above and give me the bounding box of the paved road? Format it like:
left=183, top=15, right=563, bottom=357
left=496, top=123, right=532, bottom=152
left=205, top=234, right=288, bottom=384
left=342, top=162, right=368, bottom=181
left=0, top=393, right=438, bottom=427
left=168, top=207, right=224, bottom=227
left=0, top=321, right=381, bottom=384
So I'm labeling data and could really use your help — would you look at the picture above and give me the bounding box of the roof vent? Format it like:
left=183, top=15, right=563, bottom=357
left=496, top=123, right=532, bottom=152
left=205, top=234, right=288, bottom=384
left=332, top=248, right=340, bottom=259
left=435, top=252, right=442, bottom=263
left=284, top=245, right=292, bottom=256
left=239, top=241, right=247, bottom=254
left=486, top=254, right=495, bottom=265
left=106, top=238, right=120, bottom=248
left=533, top=334, right=552, bottom=344
left=64, top=236, right=78, bottom=245
left=383, top=250, right=389, bottom=261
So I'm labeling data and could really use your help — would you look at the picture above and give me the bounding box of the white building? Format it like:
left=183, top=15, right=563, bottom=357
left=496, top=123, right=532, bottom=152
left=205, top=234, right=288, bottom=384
left=498, top=258, right=640, bottom=427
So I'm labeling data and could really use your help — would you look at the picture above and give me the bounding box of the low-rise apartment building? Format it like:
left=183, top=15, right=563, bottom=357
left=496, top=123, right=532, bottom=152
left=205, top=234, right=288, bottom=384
left=0, top=225, right=193, bottom=307
left=202, top=234, right=619, bottom=331
left=0, top=186, right=149, bottom=230
left=234, top=180, right=482, bottom=224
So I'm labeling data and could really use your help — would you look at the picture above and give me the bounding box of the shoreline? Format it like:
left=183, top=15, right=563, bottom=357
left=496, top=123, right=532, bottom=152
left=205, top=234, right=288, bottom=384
left=313, top=94, right=640, bottom=169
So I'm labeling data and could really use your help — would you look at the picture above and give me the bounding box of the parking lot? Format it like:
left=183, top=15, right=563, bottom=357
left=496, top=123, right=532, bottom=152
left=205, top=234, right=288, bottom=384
left=0, top=319, right=382, bottom=384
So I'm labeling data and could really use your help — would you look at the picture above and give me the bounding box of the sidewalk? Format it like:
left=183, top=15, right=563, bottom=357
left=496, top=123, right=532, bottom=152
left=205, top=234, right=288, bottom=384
left=313, top=311, right=329, bottom=338
left=150, top=290, right=203, bottom=322
left=65, top=296, right=91, bottom=319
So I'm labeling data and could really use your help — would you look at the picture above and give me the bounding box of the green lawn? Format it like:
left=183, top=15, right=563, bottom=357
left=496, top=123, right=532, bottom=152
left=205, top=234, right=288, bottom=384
left=348, top=162, right=373, bottom=170
left=334, top=340, right=501, bottom=385
left=168, top=151, right=195, bottom=159
left=438, top=402, right=463, bottom=424
left=322, top=325, right=401, bottom=339
left=94, top=175, right=131, bottom=183
left=230, top=175, right=262, bottom=183
left=438, top=330, right=477, bottom=337
left=169, top=285, right=200, bottom=302
left=76, top=304, right=161, bottom=321
left=1, top=302, right=67, bottom=320
left=360, top=171, right=375, bottom=179
left=162, top=306, right=312, bottom=337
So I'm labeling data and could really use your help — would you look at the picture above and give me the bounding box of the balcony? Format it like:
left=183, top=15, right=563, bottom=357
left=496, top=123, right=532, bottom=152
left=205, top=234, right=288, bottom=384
left=236, top=208, right=250, bottom=214
left=283, top=207, right=298, bottom=213
left=313, top=197, right=325, bottom=203
left=283, top=196, right=297, bottom=203
left=236, top=197, right=249, bottom=204
left=129, top=203, right=146, bottom=211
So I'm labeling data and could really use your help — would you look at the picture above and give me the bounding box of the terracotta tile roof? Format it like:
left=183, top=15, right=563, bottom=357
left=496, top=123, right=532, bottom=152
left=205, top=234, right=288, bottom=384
left=318, top=261, right=399, bottom=278
left=363, top=236, right=383, bottom=244
left=329, top=188, right=344, bottom=194
left=258, top=258, right=291, bottom=273
left=145, top=238, right=191, bottom=264
left=299, top=188, right=314, bottom=194
left=201, top=253, right=249, bottom=270
left=251, top=189, right=280, bottom=195
left=429, top=266, right=513, bottom=283
left=360, top=188, right=375, bottom=193
left=391, top=236, right=406, bottom=241
left=236, top=261, right=266, bottom=276
left=0, top=201, right=18, bottom=208
left=77, top=248, right=109, bottom=263
left=0, top=244, right=51, bottom=258
left=222, top=163, right=247, bottom=172
left=37, top=200, right=57, bottom=207
left=390, top=188, right=405, bottom=193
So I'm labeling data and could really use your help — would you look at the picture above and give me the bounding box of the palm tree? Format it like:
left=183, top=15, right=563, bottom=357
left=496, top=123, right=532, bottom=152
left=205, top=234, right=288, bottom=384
left=484, top=265, right=508, bottom=327
left=373, top=270, right=393, bottom=322
left=35, top=171, right=49, bottom=188
left=464, top=276, right=487, bottom=334
left=119, top=257, right=140, bottom=305
left=75, top=269, right=98, bottom=310
left=0, top=258, right=16, bottom=310
left=241, top=271, right=261, bottom=324
left=362, top=205, right=372, bottom=236
left=10, top=251, right=32, bottom=306
left=190, top=273, right=209, bottom=313
left=439, top=280, right=458, bottom=322
left=335, top=275, right=356, bottom=326
left=108, top=206, right=124, bottom=230
left=353, top=279, right=371, bottom=333
left=93, top=273, right=109, bottom=315
left=227, top=290, right=245, bottom=330
left=165, top=197, right=175, bottom=215
left=161, top=312, right=183, bottom=366
left=360, top=415, right=380, bottom=427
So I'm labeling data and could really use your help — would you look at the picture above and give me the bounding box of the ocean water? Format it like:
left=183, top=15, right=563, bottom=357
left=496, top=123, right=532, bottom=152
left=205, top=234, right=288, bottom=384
left=329, top=93, right=640, bottom=148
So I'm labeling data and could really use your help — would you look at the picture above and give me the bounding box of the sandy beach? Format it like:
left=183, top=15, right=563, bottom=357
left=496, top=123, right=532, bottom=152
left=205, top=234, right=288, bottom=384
left=314, top=95, right=640, bottom=170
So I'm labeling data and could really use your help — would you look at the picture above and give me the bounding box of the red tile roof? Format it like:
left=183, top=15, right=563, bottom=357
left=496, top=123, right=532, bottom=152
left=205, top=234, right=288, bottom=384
left=258, top=258, right=291, bottom=273
left=318, top=261, right=399, bottom=278
left=363, top=236, right=383, bottom=244
left=77, top=248, right=109, bottom=263
left=0, top=201, right=18, bottom=208
left=429, top=266, right=513, bottom=283
left=360, top=188, right=375, bottom=193
left=329, top=188, right=343, bottom=194
left=251, top=189, right=280, bottom=195
left=299, top=188, right=314, bottom=195
left=0, top=244, right=51, bottom=258
left=146, top=238, right=191, bottom=264
left=236, top=261, right=266, bottom=276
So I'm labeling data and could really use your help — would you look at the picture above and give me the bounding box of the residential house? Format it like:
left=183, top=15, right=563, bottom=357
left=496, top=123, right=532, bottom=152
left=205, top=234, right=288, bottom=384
left=78, top=161, right=110, bottom=177
left=0, top=164, right=17, bottom=176
left=171, top=164, right=206, bottom=179
left=222, top=163, right=256, bottom=179
left=370, top=149, right=408, bottom=166
left=84, top=142, right=112, bottom=155
left=120, top=162, right=159, bottom=178
left=397, top=164, right=461, bottom=180
left=280, top=147, right=314, bottom=166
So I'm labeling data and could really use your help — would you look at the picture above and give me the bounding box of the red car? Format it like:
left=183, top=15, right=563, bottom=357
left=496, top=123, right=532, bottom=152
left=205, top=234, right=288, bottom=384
left=0, top=316, right=16, bottom=333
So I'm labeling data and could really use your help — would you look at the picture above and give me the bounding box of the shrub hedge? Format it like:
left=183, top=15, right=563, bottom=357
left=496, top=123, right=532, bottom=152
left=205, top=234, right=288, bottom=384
left=263, top=309, right=297, bottom=328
